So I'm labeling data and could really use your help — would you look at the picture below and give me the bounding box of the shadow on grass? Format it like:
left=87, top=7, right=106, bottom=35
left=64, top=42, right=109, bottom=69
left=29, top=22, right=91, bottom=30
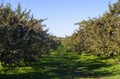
left=0, top=56, right=115, bottom=79
left=0, top=72, right=53, bottom=79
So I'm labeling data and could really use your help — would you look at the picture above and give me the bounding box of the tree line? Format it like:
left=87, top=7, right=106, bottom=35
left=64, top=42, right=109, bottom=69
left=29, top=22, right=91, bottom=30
left=62, top=0, right=120, bottom=57
left=0, top=3, right=60, bottom=66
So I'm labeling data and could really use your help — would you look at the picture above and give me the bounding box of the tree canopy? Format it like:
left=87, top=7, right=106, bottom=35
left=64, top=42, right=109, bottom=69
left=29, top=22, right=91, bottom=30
left=0, top=3, right=59, bottom=66
left=62, top=0, right=120, bottom=57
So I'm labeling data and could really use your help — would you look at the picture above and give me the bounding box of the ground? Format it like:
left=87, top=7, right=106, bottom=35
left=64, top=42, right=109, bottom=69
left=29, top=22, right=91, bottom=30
left=0, top=48, right=120, bottom=79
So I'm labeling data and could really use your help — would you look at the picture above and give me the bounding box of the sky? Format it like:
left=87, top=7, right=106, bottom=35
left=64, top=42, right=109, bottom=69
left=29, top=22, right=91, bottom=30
left=1, top=0, right=118, bottom=37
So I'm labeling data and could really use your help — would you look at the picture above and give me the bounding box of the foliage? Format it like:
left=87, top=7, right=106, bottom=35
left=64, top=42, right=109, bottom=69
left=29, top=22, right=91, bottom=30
left=0, top=3, right=59, bottom=67
left=62, top=0, right=120, bottom=57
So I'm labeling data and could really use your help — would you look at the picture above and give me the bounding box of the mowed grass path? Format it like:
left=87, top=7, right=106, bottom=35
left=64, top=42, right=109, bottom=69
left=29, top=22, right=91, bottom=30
left=0, top=48, right=120, bottom=79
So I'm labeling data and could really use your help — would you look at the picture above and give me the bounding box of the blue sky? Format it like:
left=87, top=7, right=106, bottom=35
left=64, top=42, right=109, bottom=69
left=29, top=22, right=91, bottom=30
left=1, top=0, right=118, bottom=37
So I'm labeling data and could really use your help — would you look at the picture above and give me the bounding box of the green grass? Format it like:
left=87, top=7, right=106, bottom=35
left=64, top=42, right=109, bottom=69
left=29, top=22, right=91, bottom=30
left=0, top=48, right=120, bottom=79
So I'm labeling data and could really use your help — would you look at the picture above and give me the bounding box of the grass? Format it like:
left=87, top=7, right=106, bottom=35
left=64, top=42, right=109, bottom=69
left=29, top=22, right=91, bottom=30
left=0, top=47, right=120, bottom=79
